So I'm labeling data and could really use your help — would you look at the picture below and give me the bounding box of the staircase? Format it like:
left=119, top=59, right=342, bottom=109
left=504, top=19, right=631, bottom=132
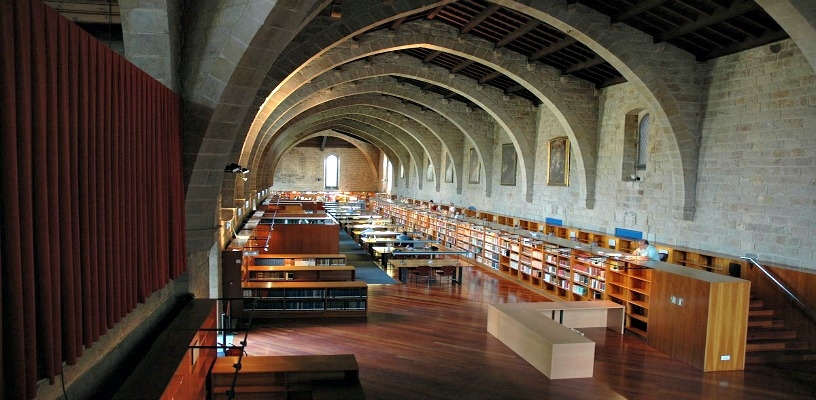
left=745, top=297, right=816, bottom=364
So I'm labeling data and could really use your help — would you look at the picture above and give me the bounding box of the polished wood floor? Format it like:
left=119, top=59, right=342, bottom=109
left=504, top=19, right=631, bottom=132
left=237, top=265, right=816, bottom=400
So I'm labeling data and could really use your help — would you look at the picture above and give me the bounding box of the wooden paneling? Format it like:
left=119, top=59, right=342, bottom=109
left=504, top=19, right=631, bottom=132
left=251, top=224, right=340, bottom=254
left=650, top=270, right=751, bottom=371
left=742, top=263, right=816, bottom=351
left=705, top=281, right=750, bottom=371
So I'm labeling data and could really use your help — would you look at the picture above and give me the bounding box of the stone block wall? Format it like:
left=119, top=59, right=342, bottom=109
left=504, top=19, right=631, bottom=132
left=389, top=39, right=815, bottom=270
left=270, top=145, right=379, bottom=192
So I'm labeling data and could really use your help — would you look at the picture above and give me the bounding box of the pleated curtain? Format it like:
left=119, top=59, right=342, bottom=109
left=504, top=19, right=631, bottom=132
left=1, top=1, right=187, bottom=398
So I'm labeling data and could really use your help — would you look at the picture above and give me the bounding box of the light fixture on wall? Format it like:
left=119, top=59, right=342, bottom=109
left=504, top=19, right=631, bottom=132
left=225, top=163, right=249, bottom=174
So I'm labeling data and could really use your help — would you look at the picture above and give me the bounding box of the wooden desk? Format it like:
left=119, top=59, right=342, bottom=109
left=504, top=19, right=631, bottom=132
left=371, top=241, right=440, bottom=265
left=388, top=258, right=465, bottom=284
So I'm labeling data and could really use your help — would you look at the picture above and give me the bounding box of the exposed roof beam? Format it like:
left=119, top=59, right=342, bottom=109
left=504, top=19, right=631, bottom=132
left=564, top=56, right=606, bottom=75
left=423, top=50, right=444, bottom=63
left=390, top=16, right=408, bottom=30
left=478, top=70, right=502, bottom=84
left=704, top=29, right=789, bottom=60
left=460, top=3, right=501, bottom=34
left=427, top=5, right=445, bottom=20
left=44, top=1, right=121, bottom=24
left=657, top=0, right=759, bottom=42
left=505, top=84, right=524, bottom=94
left=496, top=19, right=541, bottom=48
left=529, top=37, right=577, bottom=62
left=612, top=0, right=667, bottom=23
left=450, top=59, right=475, bottom=73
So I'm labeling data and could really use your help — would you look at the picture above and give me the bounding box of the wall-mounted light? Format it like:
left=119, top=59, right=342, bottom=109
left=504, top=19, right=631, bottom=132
left=225, top=163, right=249, bottom=174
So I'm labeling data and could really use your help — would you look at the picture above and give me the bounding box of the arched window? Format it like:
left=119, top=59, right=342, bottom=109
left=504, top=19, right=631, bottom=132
left=325, top=155, right=339, bottom=189
left=621, top=110, right=650, bottom=181
left=637, top=113, right=650, bottom=169
left=387, top=160, right=393, bottom=193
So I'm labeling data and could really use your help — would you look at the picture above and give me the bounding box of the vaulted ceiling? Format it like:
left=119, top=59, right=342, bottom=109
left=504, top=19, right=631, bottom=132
left=50, top=0, right=788, bottom=112
left=46, top=0, right=799, bottom=209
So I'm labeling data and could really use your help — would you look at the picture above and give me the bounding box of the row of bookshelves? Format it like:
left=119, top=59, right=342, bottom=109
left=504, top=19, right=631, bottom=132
left=248, top=299, right=367, bottom=311
left=378, top=201, right=653, bottom=338
left=251, top=255, right=348, bottom=266
left=243, top=288, right=367, bottom=299
left=377, top=196, right=754, bottom=373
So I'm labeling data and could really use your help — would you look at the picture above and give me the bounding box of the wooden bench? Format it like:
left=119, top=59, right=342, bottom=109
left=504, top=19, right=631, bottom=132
left=210, top=354, right=361, bottom=400
left=487, top=301, right=624, bottom=379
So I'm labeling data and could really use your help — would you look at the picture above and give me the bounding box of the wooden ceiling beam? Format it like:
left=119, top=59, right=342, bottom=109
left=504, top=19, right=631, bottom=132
left=478, top=70, right=502, bottom=85
left=529, top=37, right=577, bottom=62
left=423, top=50, right=444, bottom=63
left=496, top=19, right=541, bottom=48
left=657, top=0, right=758, bottom=42
left=612, top=0, right=668, bottom=23
left=44, top=1, right=120, bottom=24
left=450, top=59, right=475, bottom=73
left=460, top=3, right=500, bottom=34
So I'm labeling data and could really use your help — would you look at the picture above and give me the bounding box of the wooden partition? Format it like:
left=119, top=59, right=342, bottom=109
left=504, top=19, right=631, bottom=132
left=650, top=267, right=751, bottom=371
left=244, top=224, right=340, bottom=254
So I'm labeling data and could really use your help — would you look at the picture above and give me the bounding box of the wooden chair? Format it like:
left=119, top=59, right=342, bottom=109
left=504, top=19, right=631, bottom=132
left=410, top=265, right=433, bottom=285
left=435, top=265, right=456, bottom=285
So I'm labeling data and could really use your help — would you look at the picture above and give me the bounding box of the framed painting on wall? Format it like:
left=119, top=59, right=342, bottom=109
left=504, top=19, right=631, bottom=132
left=468, top=148, right=480, bottom=184
left=547, top=137, right=570, bottom=186
left=426, top=163, right=434, bottom=182
left=500, top=143, right=516, bottom=186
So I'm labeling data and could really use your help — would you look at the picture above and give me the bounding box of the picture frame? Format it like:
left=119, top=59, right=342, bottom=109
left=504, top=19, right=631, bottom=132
left=426, top=163, right=434, bottom=182
left=500, top=143, right=516, bottom=186
left=468, top=148, right=480, bottom=184
left=547, top=137, right=570, bottom=186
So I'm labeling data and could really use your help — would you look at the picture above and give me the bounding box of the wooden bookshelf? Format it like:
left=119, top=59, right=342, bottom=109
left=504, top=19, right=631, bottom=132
left=376, top=200, right=751, bottom=371
left=246, top=253, right=347, bottom=267
left=242, top=281, right=367, bottom=319
left=245, top=265, right=356, bottom=282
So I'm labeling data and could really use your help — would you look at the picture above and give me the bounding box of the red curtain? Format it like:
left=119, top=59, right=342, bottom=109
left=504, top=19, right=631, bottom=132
left=0, top=1, right=187, bottom=398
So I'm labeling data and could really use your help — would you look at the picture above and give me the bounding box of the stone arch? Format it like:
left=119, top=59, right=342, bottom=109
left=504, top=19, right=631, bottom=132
left=258, top=118, right=408, bottom=189
left=251, top=72, right=527, bottom=200
left=263, top=100, right=473, bottom=194
left=254, top=81, right=496, bottom=196
left=262, top=106, right=429, bottom=190
left=252, top=20, right=598, bottom=205
left=493, top=0, right=702, bottom=219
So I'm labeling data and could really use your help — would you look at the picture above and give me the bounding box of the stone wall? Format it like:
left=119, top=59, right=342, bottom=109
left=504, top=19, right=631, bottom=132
left=270, top=145, right=380, bottom=192
left=389, top=39, right=815, bottom=270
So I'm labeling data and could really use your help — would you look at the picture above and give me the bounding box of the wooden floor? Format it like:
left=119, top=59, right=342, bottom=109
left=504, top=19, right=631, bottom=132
left=236, top=265, right=816, bottom=400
